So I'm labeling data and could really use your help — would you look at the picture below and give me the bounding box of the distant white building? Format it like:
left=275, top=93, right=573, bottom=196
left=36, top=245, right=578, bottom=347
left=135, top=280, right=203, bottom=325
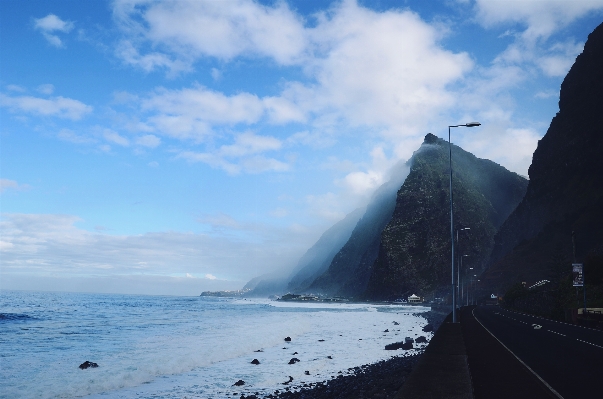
left=408, top=294, right=422, bottom=303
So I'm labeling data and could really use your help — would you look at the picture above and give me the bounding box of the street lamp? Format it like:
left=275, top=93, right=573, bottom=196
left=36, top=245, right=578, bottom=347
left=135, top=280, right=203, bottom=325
left=459, top=254, right=469, bottom=305
left=456, top=227, right=470, bottom=303
left=449, top=122, right=480, bottom=323
left=467, top=266, right=474, bottom=306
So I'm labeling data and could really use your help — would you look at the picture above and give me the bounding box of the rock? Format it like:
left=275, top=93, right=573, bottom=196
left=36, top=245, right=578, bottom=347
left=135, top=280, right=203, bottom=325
left=401, top=342, right=413, bottom=350
left=251, top=359, right=260, bottom=365
left=283, top=376, right=294, bottom=385
left=292, top=351, right=298, bottom=355
left=284, top=336, right=292, bottom=342
left=393, top=321, right=399, bottom=325
left=318, top=339, right=325, bottom=342
left=422, top=324, right=434, bottom=332
left=327, top=355, right=333, bottom=359
left=305, top=370, right=310, bottom=375
left=288, top=358, right=300, bottom=364
left=254, top=349, right=263, bottom=352
left=233, top=380, right=245, bottom=386
left=404, top=337, right=414, bottom=343
left=415, top=336, right=428, bottom=343
left=78, top=361, right=98, bottom=369
left=384, top=329, right=389, bottom=332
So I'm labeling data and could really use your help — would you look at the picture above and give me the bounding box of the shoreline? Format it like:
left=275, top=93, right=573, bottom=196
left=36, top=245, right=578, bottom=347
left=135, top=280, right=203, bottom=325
left=240, top=309, right=447, bottom=399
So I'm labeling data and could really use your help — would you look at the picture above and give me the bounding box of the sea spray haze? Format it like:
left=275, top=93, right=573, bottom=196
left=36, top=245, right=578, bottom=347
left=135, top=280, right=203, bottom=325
left=0, top=290, right=431, bottom=399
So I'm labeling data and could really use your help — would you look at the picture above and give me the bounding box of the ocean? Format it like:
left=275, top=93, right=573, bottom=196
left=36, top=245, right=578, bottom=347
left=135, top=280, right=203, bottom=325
left=0, top=290, right=431, bottom=399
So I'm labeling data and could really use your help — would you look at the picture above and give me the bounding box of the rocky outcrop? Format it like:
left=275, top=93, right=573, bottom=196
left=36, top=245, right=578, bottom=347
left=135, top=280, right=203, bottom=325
left=484, top=22, right=603, bottom=293
left=363, top=134, right=527, bottom=300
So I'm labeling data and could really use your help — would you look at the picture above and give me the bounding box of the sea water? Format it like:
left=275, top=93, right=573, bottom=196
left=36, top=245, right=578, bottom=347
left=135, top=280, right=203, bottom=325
left=0, top=291, right=432, bottom=399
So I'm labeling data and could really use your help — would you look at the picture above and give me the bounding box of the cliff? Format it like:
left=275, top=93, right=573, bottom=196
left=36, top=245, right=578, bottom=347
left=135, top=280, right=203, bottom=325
left=363, top=134, right=527, bottom=300
left=484, top=22, right=603, bottom=293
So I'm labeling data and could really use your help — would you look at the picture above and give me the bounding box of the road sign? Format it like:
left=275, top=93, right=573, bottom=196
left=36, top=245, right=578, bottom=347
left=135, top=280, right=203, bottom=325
left=572, top=263, right=584, bottom=287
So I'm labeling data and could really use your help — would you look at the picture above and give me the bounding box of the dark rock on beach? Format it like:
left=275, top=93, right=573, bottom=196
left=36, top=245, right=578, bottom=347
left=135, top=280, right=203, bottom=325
left=284, top=337, right=292, bottom=342
left=234, top=380, right=246, bottom=386
left=78, top=361, right=98, bottom=370
left=251, top=359, right=260, bottom=365
left=415, top=336, right=428, bottom=343
left=288, top=358, right=300, bottom=364
left=384, top=341, right=413, bottom=350
left=267, top=354, right=421, bottom=399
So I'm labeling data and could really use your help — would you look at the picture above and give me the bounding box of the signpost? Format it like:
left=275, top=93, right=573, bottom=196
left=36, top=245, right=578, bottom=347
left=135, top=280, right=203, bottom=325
left=572, top=263, right=587, bottom=314
left=572, top=263, right=583, bottom=287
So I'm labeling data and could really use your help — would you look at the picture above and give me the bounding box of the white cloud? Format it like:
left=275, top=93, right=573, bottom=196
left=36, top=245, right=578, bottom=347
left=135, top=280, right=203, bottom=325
left=112, top=0, right=307, bottom=73
left=473, top=0, right=602, bottom=83
left=115, top=40, right=192, bottom=75
left=205, top=273, right=217, bottom=280
left=0, top=93, right=92, bottom=120
left=37, top=84, right=55, bottom=95
left=140, top=86, right=265, bottom=140
left=210, top=68, right=222, bottom=81
left=305, top=192, right=346, bottom=221
left=34, top=14, right=74, bottom=47
left=136, top=134, right=161, bottom=148
left=57, top=128, right=97, bottom=144
left=534, top=90, right=559, bottom=99
left=7, top=84, right=26, bottom=92
left=461, top=126, right=540, bottom=176
left=102, top=129, right=130, bottom=146
left=474, top=0, right=603, bottom=42
left=177, top=131, right=287, bottom=174
left=0, top=179, right=30, bottom=194
left=0, top=213, right=318, bottom=294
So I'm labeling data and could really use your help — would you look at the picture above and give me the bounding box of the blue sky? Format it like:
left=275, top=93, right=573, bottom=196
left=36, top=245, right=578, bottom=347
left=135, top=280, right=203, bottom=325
left=2, top=0, right=602, bottom=295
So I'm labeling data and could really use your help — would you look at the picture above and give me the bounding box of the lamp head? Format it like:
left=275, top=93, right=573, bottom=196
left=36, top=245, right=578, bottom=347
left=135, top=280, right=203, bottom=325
left=465, top=122, right=481, bottom=127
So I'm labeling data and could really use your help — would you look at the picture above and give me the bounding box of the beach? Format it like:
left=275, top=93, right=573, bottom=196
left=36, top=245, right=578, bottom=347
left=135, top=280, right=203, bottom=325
left=1, top=291, right=439, bottom=399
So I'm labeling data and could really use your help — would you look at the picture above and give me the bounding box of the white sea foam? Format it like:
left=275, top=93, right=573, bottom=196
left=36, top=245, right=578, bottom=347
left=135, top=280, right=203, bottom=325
left=0, top=292, right=432, bottom=399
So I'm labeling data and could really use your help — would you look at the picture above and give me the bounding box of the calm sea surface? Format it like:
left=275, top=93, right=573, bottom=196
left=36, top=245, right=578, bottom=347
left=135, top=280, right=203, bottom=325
left=0, top=290, right=431, bottom=398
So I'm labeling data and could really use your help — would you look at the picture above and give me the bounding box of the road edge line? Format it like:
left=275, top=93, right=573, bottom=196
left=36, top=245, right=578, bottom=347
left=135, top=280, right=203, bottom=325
left=471, top=308, right=564, bottom=399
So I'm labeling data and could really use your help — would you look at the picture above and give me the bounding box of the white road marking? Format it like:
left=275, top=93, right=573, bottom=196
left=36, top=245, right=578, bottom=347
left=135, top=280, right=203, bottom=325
left=474, top=309, right=564, bottom=399
left=548, top=330, right=566, bottom=337
left=576, top=338, right=603, bottom=349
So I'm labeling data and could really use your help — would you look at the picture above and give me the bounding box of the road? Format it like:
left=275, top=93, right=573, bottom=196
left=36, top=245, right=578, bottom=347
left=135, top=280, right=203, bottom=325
left=463, top=306, right=603, bottom=399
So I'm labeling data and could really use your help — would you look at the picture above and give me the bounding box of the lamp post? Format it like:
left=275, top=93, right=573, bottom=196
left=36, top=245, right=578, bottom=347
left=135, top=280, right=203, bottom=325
left=456, top=227, right=470, bottom=304
left=466, top=266, right=473, bottom=306
left=449, top=122, right=480, bottom=323
left=459, top=254, right=469, bottom=305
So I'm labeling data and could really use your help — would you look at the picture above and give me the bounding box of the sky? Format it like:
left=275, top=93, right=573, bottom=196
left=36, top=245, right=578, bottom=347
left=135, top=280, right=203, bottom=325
left=2, top=0, right=603, bottom=296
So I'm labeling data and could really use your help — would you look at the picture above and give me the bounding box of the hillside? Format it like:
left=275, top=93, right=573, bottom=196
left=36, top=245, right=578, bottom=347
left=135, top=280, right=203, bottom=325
left=363, top=134, right=527, bottom=300
left=306, top=161, right=410, bottom=297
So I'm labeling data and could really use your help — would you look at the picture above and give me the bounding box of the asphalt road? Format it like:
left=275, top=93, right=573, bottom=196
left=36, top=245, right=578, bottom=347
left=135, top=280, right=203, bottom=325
left=466, top=306, right=603, bottom=399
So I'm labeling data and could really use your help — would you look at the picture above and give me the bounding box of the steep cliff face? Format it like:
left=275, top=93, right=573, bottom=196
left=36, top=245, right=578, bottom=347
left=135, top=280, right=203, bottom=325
left=485, top=22, right=603, bottom=292
left=363, top=134, right=527, bottom=300
left=286, top=207, right=364, bottom=293
left=307, top=162, right=410, bottom=297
